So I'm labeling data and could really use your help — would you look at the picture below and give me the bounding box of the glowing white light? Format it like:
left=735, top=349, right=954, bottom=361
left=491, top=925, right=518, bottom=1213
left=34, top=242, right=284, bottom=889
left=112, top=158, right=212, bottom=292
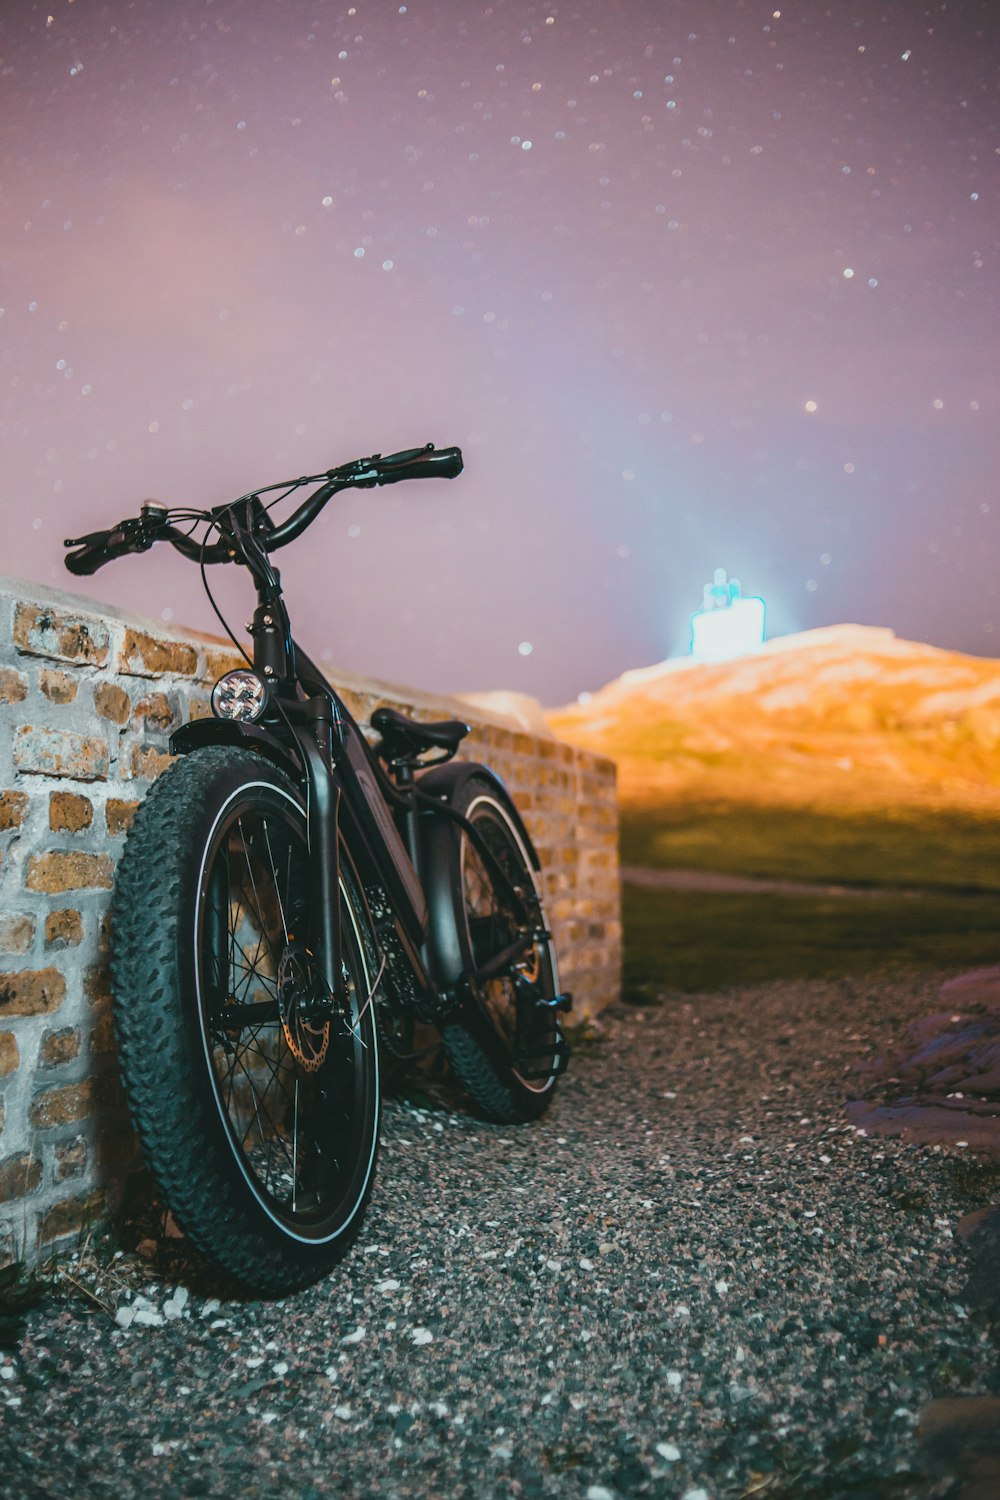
left=382, top=260, right=394, bottom=270
left=933, top=398, right=944, bottom=409
left=842, top=268, right=855, bottom=279
left=577, top=690, right=592, bottom=704
left=805, top=400, right=818, bottom=413
left=518, top=642, right=533, bottom=656
left=322, top=196, right=333, bottom=207
left=354, top=247, right=365, bottom=257
left=690, top=570, right=765, bottom=662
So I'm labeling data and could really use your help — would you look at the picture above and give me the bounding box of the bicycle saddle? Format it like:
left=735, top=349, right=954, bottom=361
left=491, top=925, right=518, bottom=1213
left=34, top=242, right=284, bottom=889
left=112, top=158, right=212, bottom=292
left=371, top=705, right=470, bottom=761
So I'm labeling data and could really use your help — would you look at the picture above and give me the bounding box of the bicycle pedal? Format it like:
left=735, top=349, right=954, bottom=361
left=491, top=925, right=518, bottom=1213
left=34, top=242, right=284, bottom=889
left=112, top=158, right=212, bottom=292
left=533, top=990, right=573, bottom=1013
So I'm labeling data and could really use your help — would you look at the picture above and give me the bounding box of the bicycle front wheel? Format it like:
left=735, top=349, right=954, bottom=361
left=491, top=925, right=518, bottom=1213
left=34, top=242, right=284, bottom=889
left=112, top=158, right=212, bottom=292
left=111, top=746, right=380, bottom=1294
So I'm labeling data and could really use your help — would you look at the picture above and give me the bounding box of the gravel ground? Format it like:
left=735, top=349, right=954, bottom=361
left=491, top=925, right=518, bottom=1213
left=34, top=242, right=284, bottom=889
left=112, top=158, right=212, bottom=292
left=2, top=971, right=999, bottom=1500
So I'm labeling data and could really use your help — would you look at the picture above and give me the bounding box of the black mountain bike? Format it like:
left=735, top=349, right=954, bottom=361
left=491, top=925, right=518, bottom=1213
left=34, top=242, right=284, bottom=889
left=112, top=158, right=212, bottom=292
left=65, top=443, right=571, bottom=1294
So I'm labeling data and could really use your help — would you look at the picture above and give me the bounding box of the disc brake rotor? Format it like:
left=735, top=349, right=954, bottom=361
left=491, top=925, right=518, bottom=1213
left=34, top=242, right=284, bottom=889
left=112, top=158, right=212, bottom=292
left=277, top=942, right=330, bottom=1072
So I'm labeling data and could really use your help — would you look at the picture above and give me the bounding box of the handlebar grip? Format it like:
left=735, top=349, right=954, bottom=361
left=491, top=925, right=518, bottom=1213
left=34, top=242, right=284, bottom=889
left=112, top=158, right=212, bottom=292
left=64, top=529, right=123, bottom=576
left=373, top=444, right=464, bottom=484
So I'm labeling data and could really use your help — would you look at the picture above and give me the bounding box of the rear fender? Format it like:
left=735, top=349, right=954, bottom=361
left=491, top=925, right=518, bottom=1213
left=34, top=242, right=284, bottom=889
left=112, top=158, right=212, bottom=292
left=416, top=761, right=540, bottom=870
left=416, top=760, right=539, bottom=987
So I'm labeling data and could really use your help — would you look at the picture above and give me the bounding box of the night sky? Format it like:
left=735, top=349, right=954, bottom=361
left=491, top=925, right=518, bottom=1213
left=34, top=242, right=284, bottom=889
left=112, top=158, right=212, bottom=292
left=3, top=0, right=999, bottom=703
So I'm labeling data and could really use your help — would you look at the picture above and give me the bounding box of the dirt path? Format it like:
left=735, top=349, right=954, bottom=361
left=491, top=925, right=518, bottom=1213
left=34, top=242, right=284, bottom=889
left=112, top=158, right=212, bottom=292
left=621, top=863, right=995, bottom=900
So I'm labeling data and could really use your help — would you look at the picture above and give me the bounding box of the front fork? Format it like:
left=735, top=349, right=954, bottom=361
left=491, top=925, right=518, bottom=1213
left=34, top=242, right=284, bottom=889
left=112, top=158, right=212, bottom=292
left=289, top=698, right=347, bottom=1011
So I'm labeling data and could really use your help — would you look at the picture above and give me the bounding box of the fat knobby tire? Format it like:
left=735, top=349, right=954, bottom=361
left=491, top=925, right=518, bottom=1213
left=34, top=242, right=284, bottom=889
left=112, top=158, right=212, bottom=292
left=110, top=745, right=379, bottom=1294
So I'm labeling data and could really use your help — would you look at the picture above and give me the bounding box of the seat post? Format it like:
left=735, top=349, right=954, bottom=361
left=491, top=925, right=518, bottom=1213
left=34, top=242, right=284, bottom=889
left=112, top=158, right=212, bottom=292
left=394, top=759, right=423, bottom=883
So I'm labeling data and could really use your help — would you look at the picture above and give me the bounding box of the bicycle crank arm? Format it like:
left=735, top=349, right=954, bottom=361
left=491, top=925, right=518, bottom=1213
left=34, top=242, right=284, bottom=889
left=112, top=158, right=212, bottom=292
left=463, top=932, right=536, bottom=986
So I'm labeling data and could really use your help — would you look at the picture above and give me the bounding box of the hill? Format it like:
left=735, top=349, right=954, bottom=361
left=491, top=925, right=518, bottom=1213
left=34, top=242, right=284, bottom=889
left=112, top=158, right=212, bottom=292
left=547, top=625, right=1000, bottom=816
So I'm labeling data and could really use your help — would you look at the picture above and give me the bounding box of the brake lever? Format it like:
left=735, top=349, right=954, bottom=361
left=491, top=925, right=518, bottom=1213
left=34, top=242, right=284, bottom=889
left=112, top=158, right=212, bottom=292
left=64, top=528, right=112, bottom=549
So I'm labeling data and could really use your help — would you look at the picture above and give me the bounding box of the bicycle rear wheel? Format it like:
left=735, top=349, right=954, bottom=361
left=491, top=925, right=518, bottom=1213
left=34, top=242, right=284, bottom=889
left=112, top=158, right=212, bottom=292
left=431, top=775, right=566, bottom=1123
left=111, top=746, right=380, bottom=1294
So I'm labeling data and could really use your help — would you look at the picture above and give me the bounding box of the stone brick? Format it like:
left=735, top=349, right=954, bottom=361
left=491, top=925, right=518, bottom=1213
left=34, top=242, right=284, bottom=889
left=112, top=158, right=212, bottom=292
left=129, top=743, right=173, bottom=780
left=0, top=791, right=29, bottom=831
left=26, top=851, right=113, bottom=893
left=45, top=909, right=83, bottom=949
left=135, top=691, right=175, bottom=730
left=39, top=668, right=78, bottom=704
left=91, top=1004, right=117, bottom=1057
left=94, top=682, right=132, bottom=724
left=0, top=1032, right=19, bottom=1076
left=14, top=725, right=109, bottom=781
left=13, top=603, right=110, bottom=666
left=29, top=1080, right=95, bottom=1129
left=0, top=1153, right=43, bottom=1203
left=38, top=1188, right=104, bottom=1245
left=0, top=967, right=65, bottom=1018
left=106, top=798, right=140, bottom=835
left=55, top=1136, right=88, bottom=1181
left=120, top=627, right=197, bottom=678
left=204, top=647, right=249, bottom=683
left=0, top=666, right=27, bottom=704
left=84, top=965, right=111, bottom=1005
left=41, top=1027, right=80, bottom=1068
left=0, top=914, right=35, bottom=954
left=49, top=791, right=94, bottom=833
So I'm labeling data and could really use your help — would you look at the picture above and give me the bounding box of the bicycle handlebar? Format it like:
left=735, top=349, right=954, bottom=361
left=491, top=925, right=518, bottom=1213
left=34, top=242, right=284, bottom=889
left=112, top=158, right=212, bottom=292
left=63, top=442, right=463, bottom=575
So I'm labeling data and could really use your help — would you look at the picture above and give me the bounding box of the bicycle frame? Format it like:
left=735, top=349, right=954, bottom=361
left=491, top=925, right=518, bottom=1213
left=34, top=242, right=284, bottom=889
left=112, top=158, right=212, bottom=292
left=171, top=514, right=547, bottom=1044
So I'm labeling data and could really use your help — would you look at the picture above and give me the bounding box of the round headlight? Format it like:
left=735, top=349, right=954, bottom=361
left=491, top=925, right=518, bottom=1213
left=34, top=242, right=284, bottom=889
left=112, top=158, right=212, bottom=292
left=211, top=669, right=269, bottom=723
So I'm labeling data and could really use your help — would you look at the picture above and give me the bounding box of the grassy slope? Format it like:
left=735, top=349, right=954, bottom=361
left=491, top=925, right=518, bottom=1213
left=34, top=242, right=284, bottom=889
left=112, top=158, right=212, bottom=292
left=548, top=636, right=1000, bottom=994
left=617, top=796, right=1000, bottom=995
left=619, top=800, right=1000, bottom=893
left=623, top=885, right=1000, bottom=998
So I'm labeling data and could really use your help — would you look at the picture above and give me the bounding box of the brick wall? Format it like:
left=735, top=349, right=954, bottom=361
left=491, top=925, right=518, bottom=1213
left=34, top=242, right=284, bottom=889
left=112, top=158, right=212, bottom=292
left=0, top=577, right=620, bottom=1267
